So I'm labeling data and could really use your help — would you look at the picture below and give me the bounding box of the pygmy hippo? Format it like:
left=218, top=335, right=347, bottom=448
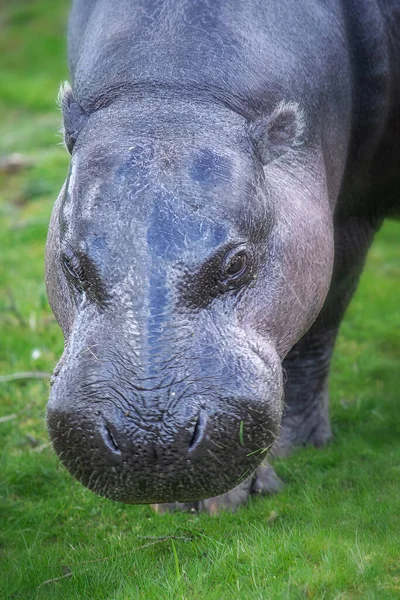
left=45, top=0, right=400, bottom=512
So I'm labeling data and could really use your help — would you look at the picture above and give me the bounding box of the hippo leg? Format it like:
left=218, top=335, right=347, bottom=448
left=274, top=216, right=382, bottom=457
left=274, top=327, right=337, bottom=456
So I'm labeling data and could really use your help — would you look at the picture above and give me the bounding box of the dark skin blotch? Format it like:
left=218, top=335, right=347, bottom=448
left=189, top=149, right=232, bottom=190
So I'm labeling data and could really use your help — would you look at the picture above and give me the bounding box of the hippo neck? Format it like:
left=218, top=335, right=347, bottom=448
left=341, top=0, right=392, bottom=160
left=337, top=0, right=399, bottom=217
left=69, top=0, right=351, bottom=121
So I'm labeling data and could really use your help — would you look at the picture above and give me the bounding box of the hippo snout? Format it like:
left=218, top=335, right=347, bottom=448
left=47, top=383, right=282, bottom=503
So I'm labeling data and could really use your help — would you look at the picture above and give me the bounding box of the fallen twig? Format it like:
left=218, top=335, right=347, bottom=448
left=0, top=414, right=17, bottom=423
left=0, top=371, right=52, bottom=383
left=137, top=535, right=194, bottom=542
left=36, top=571, right=72, bottom=590
left=33, top=442, right=51, bottom=453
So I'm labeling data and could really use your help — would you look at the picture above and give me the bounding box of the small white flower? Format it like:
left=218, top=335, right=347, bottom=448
left=31, top=348, right=41, bottom=360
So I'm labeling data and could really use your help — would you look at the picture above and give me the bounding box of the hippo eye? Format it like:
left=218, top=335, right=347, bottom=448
left=222, top=248, right=249, bottom=281
left=61, top=248, right=85, bottom=289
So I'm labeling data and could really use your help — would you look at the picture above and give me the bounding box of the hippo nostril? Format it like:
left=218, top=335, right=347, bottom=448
left=188, top=410, right=206, bottom=452
left=102, top=423, right=121, bottom=455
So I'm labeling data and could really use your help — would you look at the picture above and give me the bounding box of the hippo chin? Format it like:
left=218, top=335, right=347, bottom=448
left=46, top=0, right=399, bottom=511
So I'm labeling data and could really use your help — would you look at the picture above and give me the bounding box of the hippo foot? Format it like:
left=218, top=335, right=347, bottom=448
left=151, top=463, right=284, bottom=514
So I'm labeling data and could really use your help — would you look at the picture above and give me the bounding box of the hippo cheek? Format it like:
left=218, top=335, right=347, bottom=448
left=46, top=348, right=283, bottom=504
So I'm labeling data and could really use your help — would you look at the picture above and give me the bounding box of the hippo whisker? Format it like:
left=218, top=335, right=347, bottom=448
left=206, top=449, right=225, bottom=466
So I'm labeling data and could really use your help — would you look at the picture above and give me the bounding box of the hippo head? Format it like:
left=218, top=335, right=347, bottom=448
left=45, top=87, right=334, bottom=503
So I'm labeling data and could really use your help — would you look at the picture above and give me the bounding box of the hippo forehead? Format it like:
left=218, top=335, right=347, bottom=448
left=60, top=139, right=266, bottom=258
left=115, top=142, right=240, bottom=200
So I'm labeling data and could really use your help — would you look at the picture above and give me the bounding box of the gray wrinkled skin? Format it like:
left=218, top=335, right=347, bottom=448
left=46, top=0, right=400, bottom=512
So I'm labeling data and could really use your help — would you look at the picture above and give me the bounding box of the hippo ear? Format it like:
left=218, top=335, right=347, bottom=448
left=249, top=101, right=305, bottom=165
left=58, top=81, right=88, bottom=154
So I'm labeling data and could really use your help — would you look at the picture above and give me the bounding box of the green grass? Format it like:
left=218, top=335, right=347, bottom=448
left=1, top=1, right=399, bottom=598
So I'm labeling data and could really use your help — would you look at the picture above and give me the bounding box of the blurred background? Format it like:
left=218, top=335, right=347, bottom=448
left=1, top=0, right=68, bottom=389
left=0, top=1, right=399, bottom=598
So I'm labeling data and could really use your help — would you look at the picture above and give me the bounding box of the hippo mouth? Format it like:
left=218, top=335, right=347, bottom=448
left=48, top=400, right=275, bottom=504
left=47, top=390, right=280, bottom=503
